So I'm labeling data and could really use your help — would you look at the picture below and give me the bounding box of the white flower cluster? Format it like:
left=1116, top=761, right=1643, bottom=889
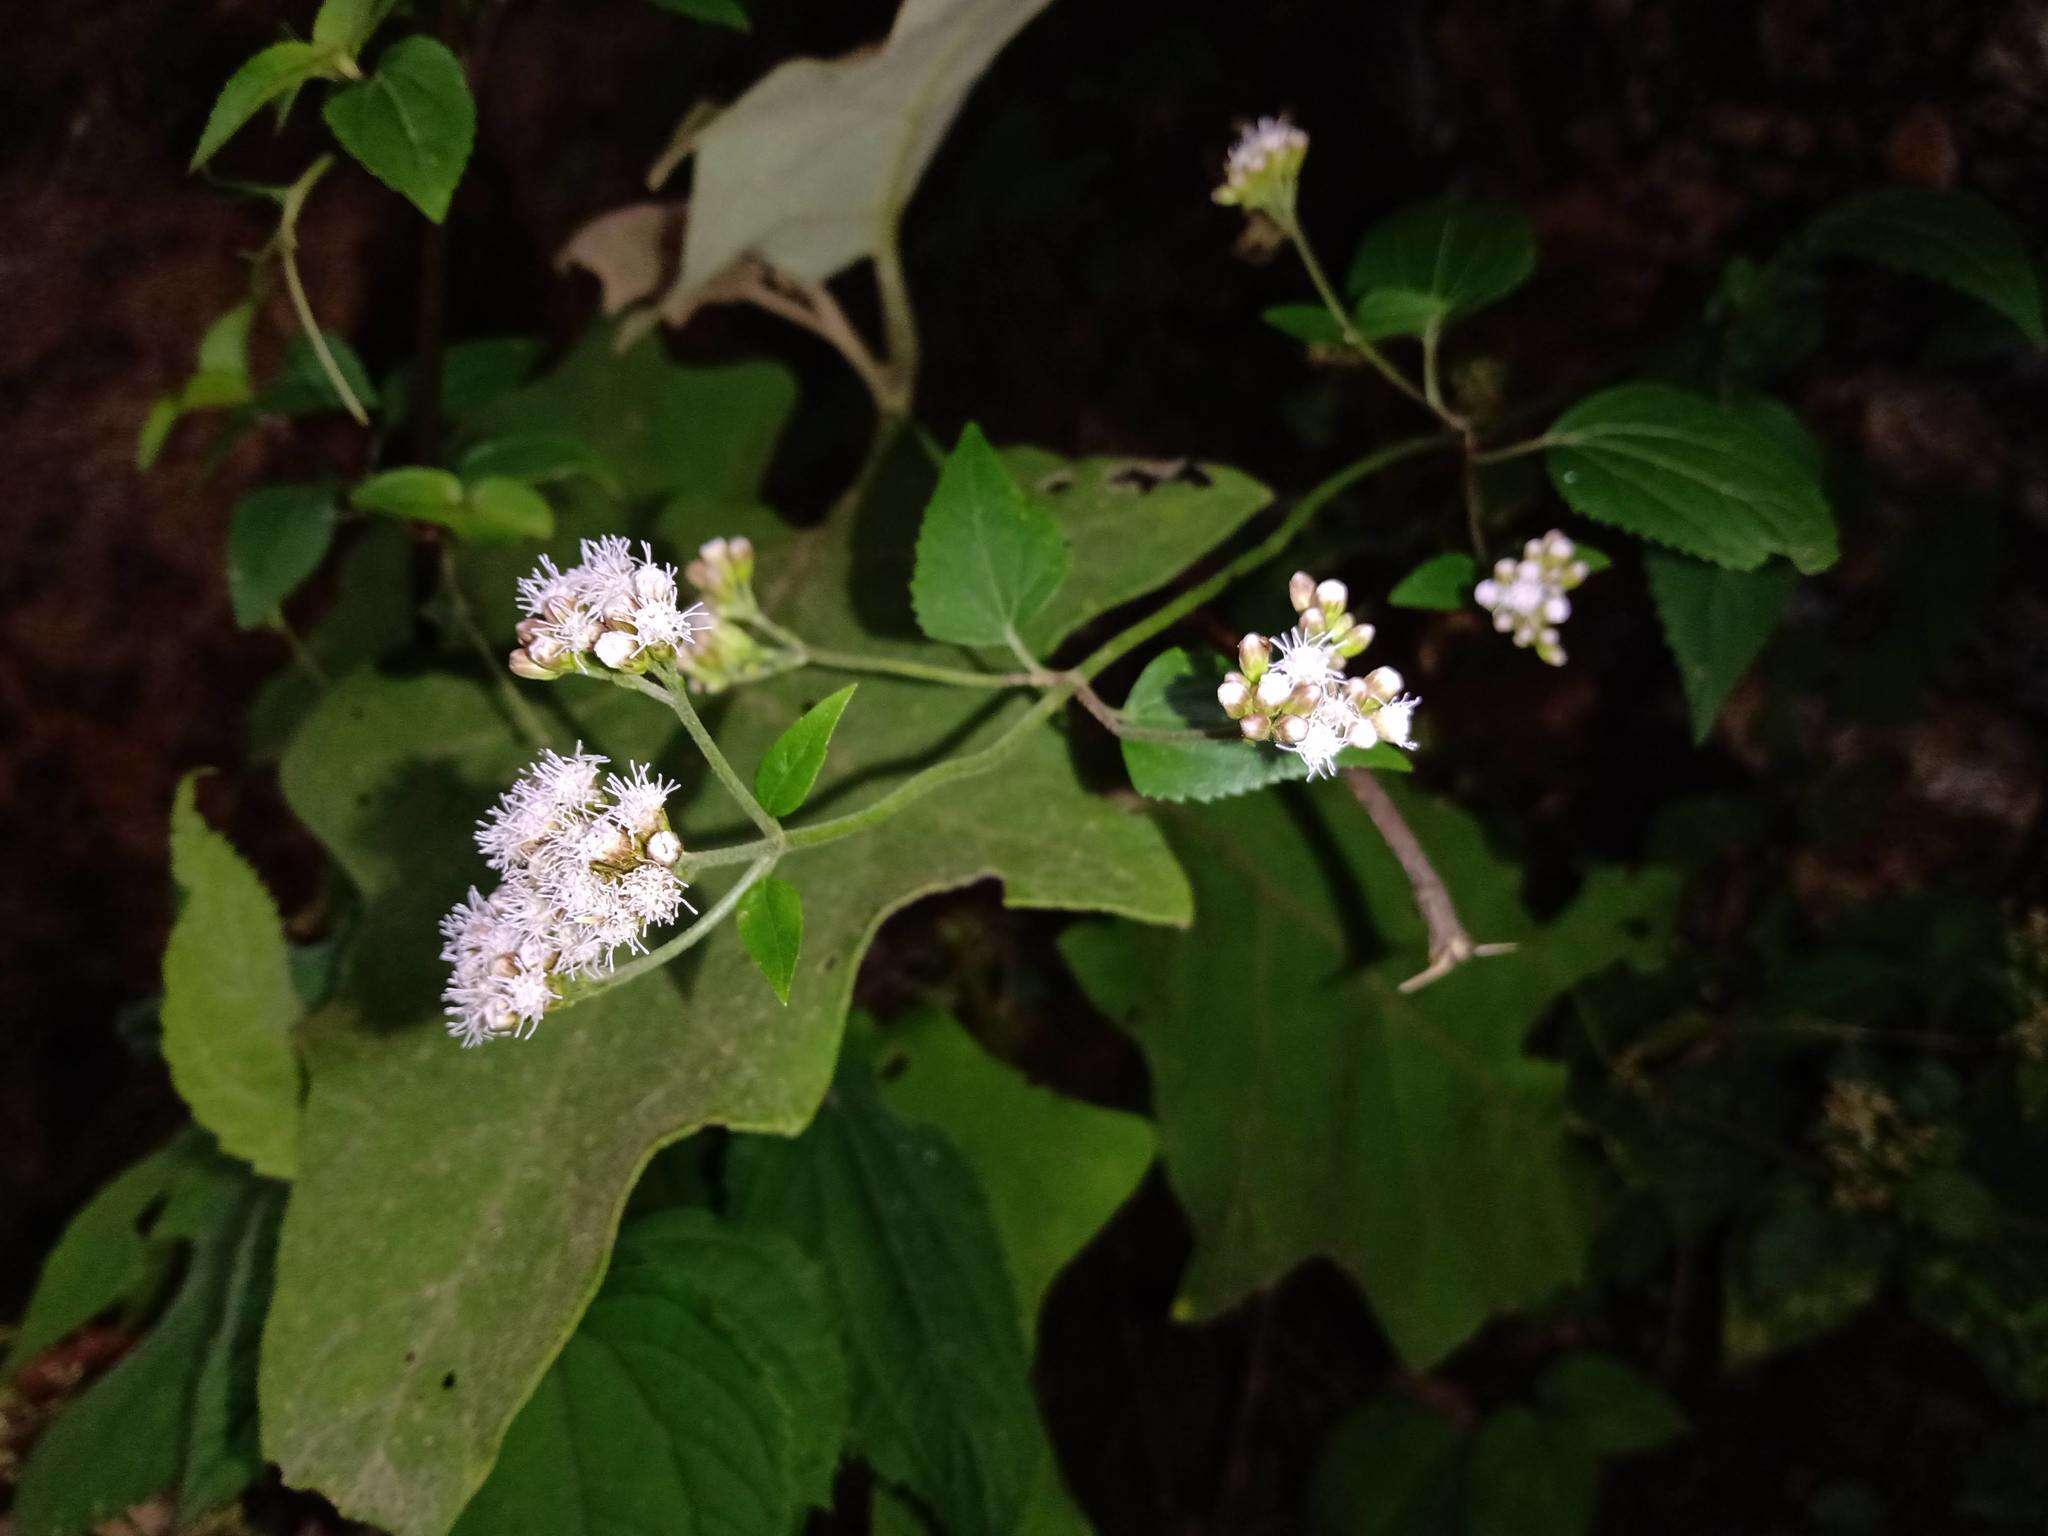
left=1213, top=116, right=1308, bottom=213
left=1474, top=531, right=1592, bottom=667
left=1217, top=571, right=1419, bottom=779
left=440, top=748, right=690, bottom=1047
left=511, top=536, right=711, bottom=680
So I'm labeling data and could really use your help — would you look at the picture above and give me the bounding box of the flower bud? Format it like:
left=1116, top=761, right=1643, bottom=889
left=1240, top=714, right=1273, bottom=742
left=1254, top=671, right=1292, bottom=711
left=1289, top=571, right=1317, bottom=612
left=646, top=829, right=683, bottom=866
left=509, top=647, right=554, bottom=681
left=1316, top=578, right=1348, bottom=611
left=589, top=823, right=636, bottom=867
left=1334, top=623, right=1374, bottom=659
left=1285, top=681, right=1322, bottom=715
left=594, top=630, right=640, bottom=671
left=1364, top=665, right=1404, bottom=701
left=1275, top=714, right=1310, bottom=746
left=1238, top=632, right=1271, bottom=678
left=516, top=616, right=545, bottom=647
left=1217, top=676, right=1251, bottom=716
left=1299, top=607, right=1327, bottom=637
left=1345, top=712, right=1380, bottom=748
left=633, top=564, right=677, bottom=604
left=1375, top=697, right=1417, bottom=749
left=1543, top=595, right=1571, bottom=624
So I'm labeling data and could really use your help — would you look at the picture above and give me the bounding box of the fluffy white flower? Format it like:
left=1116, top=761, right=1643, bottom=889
left=1474, top=530, right=1593, bottom=667
left=1270, top=627, right=1343, bottom=695
left=514, top=538, right=711, bottom=678
left=1215, top=117, right=1309, bottom=209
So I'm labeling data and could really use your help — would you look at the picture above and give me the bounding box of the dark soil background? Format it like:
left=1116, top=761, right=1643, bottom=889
left=6, top=1, right=2048, bottom=1532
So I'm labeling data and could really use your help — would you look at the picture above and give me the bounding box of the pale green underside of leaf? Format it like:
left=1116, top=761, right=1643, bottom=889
left=672, top=0, right=1054, bottom=304
left=322, top=36, right=476, bottom=223
left=1344, top=195, right=1537, bottom=335
left=1643, top=550, right=1796, bottom=742
left=161, top=776, right=304, bottom=1179
left=1547, top=383, right=1838, bottom=575
left=449, top=1211, right=846, bottom=1535
left=1062, top=783, right=1679, bottom=1367
left=259, top=407, right=1224, bottom=1533
left=1798, top=187, right=2046, bottom=347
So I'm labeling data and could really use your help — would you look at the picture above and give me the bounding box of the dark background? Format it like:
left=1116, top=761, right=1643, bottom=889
left=5, top=1, right=2047, bottom=1531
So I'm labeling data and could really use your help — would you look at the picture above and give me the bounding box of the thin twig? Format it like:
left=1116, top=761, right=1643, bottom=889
left=1344, top=767, right=1516, bottom=992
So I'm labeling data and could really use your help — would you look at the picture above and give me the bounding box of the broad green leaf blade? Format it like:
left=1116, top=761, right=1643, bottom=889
left=1308, top=1397, right=1464, bottom=1536
left=668, top=0, right=1053, bottom=307
left=1004, top=449, right=1272, bottom=652
left=754, top=684, right=858, bottom=817
left=1546, top=383, right=1838, bottom=574
left=353, top=466, right=464, bottom=522
left=3, top=1133, right=211, bottom=1375
left=736, top=877, right=804, bottom=1005
left=197, top=301, right=257, bottom=380
left=263, top=331, right=380, bottom=416
left=731, top=1054, right=1039, bottom=1536
left=228, top=483, right=338, bottom=629
left=461, top=476, right=556, bottom=543
left=1343, top=195, right=1537, bottom=333
left=162, top=776, right=303, bottom=1179
left=1799, top=187, right=2045, bottom=346
left=190, top=42, right=340, bottom=169
left=382, top=336, right=544, bottom=433
left=323, top=37, right=477, bottom=222
left=1061, top=783, right=1678, bottom=1366
left=1118, top=647, right=1409, bottom=805
left=912, top=424, right=1068, bottom=647
left=1643, top=551, right=1796, bottom=742
left=1263, top=304, right=1343, bottom=345
left=451, top=1211, right=846, bottom=1535
left=258, top=430, right=1204, bottom=1536
left=1464, top=1406, right=1599, bottom=1536
left=313, top=0, right=400, bottom=53
left=1388, top=551, right=1478, bottom=611
left=454, top=432, right=610, bottom=487
left=1534, top=1352, right=1687, bottom=1456
left=875, top=1008, right=1157, bottom=1342
left=138, top=397, right=184, bottom=470
left=648, top=0, right=751, bottom=28
left=14, top=1165, right=281, bottom=1536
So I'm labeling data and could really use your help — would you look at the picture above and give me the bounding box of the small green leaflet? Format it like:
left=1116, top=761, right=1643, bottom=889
left=729, top=1052, right=1041, bottom=1536
left=312, top=0, right=401, bottom=54
left=1532, top=1352, right=1687, bottom=1457
left=161, top=776, right=304, bottom=1180
left=911, top=424, right=1068, bottom=648
left=324, top=37, right=477, bottom=223
left=455, top=433, right=611, bottom=488
left=1344, top=195, right=1537, bottom=337
left=648, top=0, right=751, bottom=28
left=1309, top=1397, right=1464, bottom=1536
left=382, top=336, right=545, bottom=432
left=461, top=476, right=555, bottom=542
left=754, top=685, right=858, bottom=817
left=1643, top=551, right=1796, bottom=742
left=1546, top=383, right=1838, bottom=574
left=450, top=1211, right=848, bottom=1536
left=191, top=42, right=345, bottom=169
left=228, top=484, right=337, bottom=629
left=1263, top=304, right=1343, bottom=345
left=262, top=331, right=380, bottom=417
left=736, top=877, right=804, bottom=1005
left=1797, top=187, right=2045, bottom=347
left=139, top=303, right=257, bottom=470
left=1388, top=552, right=1478, bottom=611
left=1118, top=647, right=1409, bottom=805
left=353, top=466, right=463, bottom=521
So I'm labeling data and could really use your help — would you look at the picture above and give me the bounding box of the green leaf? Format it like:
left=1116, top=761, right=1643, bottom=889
left=1308, top=1397, right=1464, bottom=1536
left=382, top=336, right=545, bottom=432
left=3, top=1133, right=212, bottom=1375
left=1644, top=551, right=1796, bottom=742
left=1799, top=188, right=2045, bottom=346
left=1388, top=551, right=1478, bottom=611
left=451, top=1210, right=846, bottom=1536
left=648, top=0, right=751, bottom=28
left=191, top=42, right=343, bottom=169
left=228, top=483, right=338, bottom=628
left=1343, top=195, right=1537, bottom=334
left=1535, top=1352, right=1687, bottom=1457
left=1061, top=782, right=1678, bottom=1366
left=1722, top=1184, right=1886, bottom=1366
left=874, top=1008, right=1156, bottom=1342
left=454, top=432, right=611, bottom=487
left=162, top=775, right=303, bottom=1180
left=736, top=877, right=804, bottom=1005
left=264, top=330, right=380, bottom=416
left=461, top=476, right=556, bottom=543
left=731, top=1052, right=1040, bottom=1536
left=912, top=424, right=1069, bottom=648
left=1546, top=383, right=1838, bottom=574
left=1264, top=304, right=1343, bottom=345
left=353, top=466, right=464, bottom=522
left=313, top=0, right=400, bottom=53
left=260, top=436, right=1203, bottom=1536
left=666, top=0, right=1053, bottom=310
left=1464, top=1407, right=1599, bottom=1536
left=1117, top=647, right=1409, bottom=806
left=754, top=684, right=858, bottom=817
left=323, top=37, right=477, bottom=223
left=140, top=304, right=259, bottom=468
left=14, top=1162, right=282, bottom=1535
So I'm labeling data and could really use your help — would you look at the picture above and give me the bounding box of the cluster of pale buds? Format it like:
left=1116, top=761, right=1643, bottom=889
left=1213, top=116, right=1308, bottom=217
left=510, top=536, right=712, bottom=681
left=1474, top=530, right=1592, bottom=667
left=672, top=536, right=788, bottom=694
left=1215, top=571, right=1419, bottom=778
left=440, top=748, right=690, bottom=1047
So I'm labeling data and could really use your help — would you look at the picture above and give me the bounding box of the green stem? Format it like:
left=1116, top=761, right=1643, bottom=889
left=873, top=224, right=919, bottom=418
left=1077, top=433, right=1449, bottom=681
left=1468, top=435, right=1555, bottom=464
left=563, top=853, right=775, bottom=1007
left=630, top=671, right=784, bottom=841
left=1281, top=216, right=1433, bottom=415
left=442, top=544, right=555, bottom=749
left=802, top=645, right=1036, bottom=690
